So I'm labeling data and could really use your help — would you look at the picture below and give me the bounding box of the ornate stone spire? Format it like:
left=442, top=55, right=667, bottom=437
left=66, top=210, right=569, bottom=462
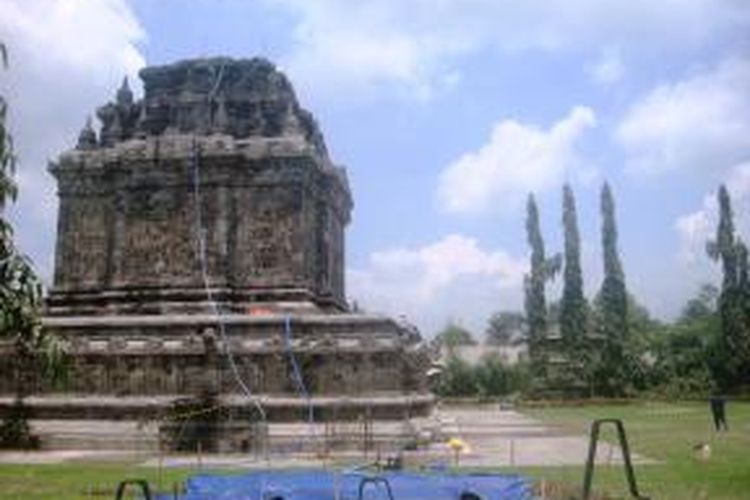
left=116, top=76, right=133, bottom=106
left=76, top=116, right=97, bottom=150
left=86, top=59, right=329, bottom=154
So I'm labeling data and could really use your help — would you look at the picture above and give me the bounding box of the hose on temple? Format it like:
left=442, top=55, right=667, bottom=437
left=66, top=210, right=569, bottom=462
left=282, top=315, right=315, bottom=431
left=189, top=60, right=267, bottom=423
left=191, top=139, right=266, bottom=423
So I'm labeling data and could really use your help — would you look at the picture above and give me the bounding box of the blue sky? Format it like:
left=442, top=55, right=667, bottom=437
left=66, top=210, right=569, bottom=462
left=1, top=0, right=750, bottom=336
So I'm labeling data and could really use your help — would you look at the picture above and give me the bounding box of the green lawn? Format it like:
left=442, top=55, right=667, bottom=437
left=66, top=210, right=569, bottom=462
left=0, top=401, right=747, bottom=499
left=0, top=462, right=194, bottom=499
left=516, top=401, right=750, bottom=499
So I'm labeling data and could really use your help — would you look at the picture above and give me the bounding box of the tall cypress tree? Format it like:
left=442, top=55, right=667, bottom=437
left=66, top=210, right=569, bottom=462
left=737, top=242, right=750, bottom=385
left=524, top=194, right=560, bottom=381
left=524, top=194, right=547, bottom=376
left=598, top=182, right=628, bottom=394
left=560, top=184, right=587, bottom=347
left=707, top=186, right=750, bottom=390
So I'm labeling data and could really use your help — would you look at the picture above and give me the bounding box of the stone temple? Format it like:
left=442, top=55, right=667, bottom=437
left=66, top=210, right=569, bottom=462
left=0, top=58, right=432, bottom=450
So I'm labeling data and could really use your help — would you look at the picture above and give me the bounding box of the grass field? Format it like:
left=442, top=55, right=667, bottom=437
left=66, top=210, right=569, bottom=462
left=517, top=401, right=750, bottom=499
left=0, top=462, right=194, bottom=499
left=0, top=401, right=747, bottom=499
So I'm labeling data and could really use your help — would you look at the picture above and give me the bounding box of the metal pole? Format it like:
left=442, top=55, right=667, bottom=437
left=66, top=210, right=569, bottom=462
left=582, top=419, right=649, bottom=500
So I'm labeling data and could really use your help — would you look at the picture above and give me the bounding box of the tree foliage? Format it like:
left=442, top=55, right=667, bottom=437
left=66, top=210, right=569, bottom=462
left=436, top=355, right=478, bottom=397
left=433, top=321, right=477, bottom=351
left=475, top=354, right=530, bottom=397
left=644, top=285, right=719, bottom=397
left=0, top=44, right=16, bottom=212
left=596, top=182, right=630, bottom=395
left=523, top=194, right=560, bottom=379
left=435, top=354, right=530, bottom=398
left=485, top=311, right=526, bottom=346
left=474, top=182, right=750, bottom=398
left=560, top=184, right=587, bottom=345
left=0, top=43, right=65, bottom=448
left=706, top=185, right=750, bottom=392
left=0, top=42, right=56, bottom=376
left=680, top=284, right=718, bottom=323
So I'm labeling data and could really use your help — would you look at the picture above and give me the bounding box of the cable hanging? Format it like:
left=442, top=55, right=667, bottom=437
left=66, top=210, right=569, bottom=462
left=190, top=61, right=266, bottom=423
left=282, top=315, right=315, bottom=430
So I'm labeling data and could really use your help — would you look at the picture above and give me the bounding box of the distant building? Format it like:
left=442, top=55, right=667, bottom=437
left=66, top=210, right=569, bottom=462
left=439, top=344, right=527, bottom=366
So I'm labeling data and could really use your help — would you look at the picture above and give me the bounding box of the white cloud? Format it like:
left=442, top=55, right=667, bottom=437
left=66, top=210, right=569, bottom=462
left=268, top=0, right=749, bottom=98
left=347, top=234, right=526, bottom=336
left=270, top=0, right=474, bottom=100
left=676, top=162, right=750, bottom=264
left=0, top=0, right=145, bottom=279
left=617, top=56, right=750, bottom=176
left=676, top=207, right=712, bottom=264
left=588, top=46, right=625, bottom=84
left=437, top=106, right=596, bottom=214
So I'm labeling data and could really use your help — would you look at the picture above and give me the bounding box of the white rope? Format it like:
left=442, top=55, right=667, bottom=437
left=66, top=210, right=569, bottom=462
left=207, top=62, right=226, bottom=107
left=190, top=61, right=266, bottom=423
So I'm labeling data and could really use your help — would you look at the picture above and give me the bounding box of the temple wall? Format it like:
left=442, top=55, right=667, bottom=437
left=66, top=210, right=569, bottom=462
left=50, top=152, right=350, bottom=309
left=231, top=183, right=302, bottom=288
left=53, top=176, right=111, bottom=289
left=118, top=172, right=198, bottom=288
left=0, top=345, right=421, bottom=396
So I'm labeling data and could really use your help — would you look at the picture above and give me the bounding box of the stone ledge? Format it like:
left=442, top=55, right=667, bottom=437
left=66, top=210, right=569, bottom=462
left=0, top=393, right=436, bottom=422
left=42, top=312, right=403, bottom=328
left=0, top=338, right=406, bottom=356
left=58, top=135, right=330, bottom=168
left=3, top=393, right=435, bottom=407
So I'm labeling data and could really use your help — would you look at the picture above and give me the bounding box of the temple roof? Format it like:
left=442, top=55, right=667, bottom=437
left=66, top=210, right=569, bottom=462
left=79, top=57, right=328, bottom=156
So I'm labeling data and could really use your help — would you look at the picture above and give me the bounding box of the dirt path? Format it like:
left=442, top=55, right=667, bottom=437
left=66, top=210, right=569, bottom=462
left=0, top=404, right=655, bottom=468
left=426, top=405, right=656, bottom=467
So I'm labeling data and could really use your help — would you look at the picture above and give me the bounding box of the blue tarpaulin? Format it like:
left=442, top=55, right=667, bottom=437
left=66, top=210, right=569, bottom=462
left=159, top=470, right=533, bottom=499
